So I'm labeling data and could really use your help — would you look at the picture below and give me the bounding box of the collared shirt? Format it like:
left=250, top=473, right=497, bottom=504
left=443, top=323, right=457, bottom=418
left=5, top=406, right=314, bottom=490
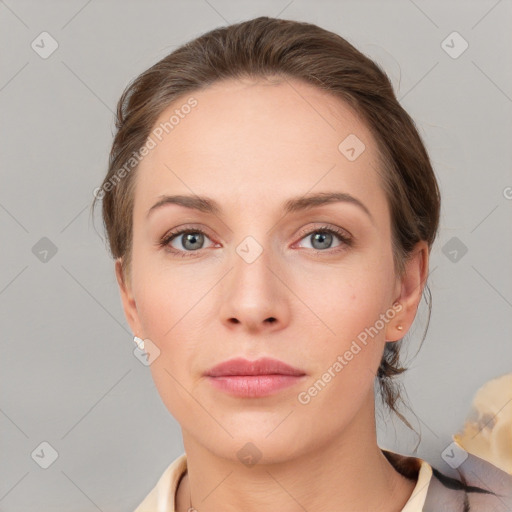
left=133, top=444, right=512, bottom=511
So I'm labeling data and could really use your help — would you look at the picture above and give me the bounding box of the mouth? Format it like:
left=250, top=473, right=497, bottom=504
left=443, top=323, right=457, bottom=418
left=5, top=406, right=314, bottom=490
left=205, top=357, right=306, bottom=398
left=206, top=374, right=306, bottom=397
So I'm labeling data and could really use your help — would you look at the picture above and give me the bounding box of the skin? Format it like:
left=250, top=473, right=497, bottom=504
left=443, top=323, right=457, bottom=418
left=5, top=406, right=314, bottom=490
left=116, top=76, right=429, bottom=512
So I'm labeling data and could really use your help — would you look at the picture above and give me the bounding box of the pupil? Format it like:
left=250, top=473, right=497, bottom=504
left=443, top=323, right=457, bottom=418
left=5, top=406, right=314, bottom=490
left=185, top=233, right=202, bottom=250
left=313, top=232, right=331, bottom=249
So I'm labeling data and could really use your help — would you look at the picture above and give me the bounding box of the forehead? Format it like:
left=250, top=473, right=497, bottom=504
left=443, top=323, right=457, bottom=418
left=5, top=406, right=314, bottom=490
left=134, top=77, right=387, bottom=220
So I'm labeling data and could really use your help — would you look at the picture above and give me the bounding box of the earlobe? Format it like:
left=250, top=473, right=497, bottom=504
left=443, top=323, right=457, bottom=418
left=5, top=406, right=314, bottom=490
left=385, top=317, right=405, bottom=343
left=385, top=241, right=429, bottom=342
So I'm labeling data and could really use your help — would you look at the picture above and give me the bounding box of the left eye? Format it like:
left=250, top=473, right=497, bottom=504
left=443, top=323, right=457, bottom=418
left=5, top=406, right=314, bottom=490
left=296, top=227, right=351, bottom=251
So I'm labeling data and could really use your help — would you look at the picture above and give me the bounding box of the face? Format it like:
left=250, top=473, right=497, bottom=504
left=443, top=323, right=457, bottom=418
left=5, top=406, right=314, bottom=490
left=116, top=77, right=427, bottom=463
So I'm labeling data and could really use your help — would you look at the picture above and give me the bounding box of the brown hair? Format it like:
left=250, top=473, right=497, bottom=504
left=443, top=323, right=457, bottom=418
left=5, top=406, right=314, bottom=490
left=91, top=16, right=441, bottom=434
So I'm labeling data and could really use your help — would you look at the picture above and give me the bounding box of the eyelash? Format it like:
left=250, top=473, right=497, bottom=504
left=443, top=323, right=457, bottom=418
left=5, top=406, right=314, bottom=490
left=158, top=225, right=353, bottom=258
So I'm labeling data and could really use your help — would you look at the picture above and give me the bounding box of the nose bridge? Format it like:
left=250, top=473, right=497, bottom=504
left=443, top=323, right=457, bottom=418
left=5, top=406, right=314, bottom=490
left=219, top=228, right=289, bottom=330
left=231, top=231, right=279, bottom=299
left=228, top=210, right=279, bottom=283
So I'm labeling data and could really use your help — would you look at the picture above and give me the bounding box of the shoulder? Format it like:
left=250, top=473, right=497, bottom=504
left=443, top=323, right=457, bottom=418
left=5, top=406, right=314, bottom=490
left=133, top=453, right=187, bottom=512
left=382, top=446, right=512, bottom=512
left=422, top=449, right=512, bottom=512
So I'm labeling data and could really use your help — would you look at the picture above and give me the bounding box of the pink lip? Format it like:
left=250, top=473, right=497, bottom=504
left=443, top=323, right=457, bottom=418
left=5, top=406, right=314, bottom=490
left=205, top=357, right=305, bottom=377
left=205, top=357, right=306, bottom=398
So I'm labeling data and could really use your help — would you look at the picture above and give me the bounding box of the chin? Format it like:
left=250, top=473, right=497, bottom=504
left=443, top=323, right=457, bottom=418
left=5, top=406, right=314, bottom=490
left=212, top=438, right=304, bottom=467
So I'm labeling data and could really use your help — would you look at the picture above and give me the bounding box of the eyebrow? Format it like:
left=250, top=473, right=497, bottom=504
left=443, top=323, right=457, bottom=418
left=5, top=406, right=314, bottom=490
left=146, top=192, right=373, bottom=222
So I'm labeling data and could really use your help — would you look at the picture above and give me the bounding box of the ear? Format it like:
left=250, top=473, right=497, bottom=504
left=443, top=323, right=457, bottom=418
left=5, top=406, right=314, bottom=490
left=385, top=241, right=429, bottom=342
left=115, top=258, right=142, bottom=337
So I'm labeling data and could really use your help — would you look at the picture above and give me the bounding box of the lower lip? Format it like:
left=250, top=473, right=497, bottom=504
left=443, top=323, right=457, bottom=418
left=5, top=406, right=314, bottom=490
left=206, top=374, right=305, bottom=398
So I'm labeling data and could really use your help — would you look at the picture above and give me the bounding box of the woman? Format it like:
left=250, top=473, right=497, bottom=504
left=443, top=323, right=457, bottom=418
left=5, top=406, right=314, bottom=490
left=92, top=16, right=512, bottom=512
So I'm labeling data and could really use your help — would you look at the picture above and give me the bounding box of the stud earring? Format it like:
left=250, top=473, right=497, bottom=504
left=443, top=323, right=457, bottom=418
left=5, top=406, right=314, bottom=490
left=397, top=325, right=403, bottom=331
left=133, top=336, right=145, bottom=350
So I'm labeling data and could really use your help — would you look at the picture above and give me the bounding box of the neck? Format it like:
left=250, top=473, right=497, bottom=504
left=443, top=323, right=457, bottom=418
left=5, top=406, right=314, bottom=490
left=176, top=392, right=416, bottom=512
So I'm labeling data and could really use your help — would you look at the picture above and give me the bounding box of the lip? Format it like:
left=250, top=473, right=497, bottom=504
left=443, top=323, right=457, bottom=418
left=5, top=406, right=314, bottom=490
left=205, top=357, right=305, bottom=377
left=205, top=357, right=306, bottom=398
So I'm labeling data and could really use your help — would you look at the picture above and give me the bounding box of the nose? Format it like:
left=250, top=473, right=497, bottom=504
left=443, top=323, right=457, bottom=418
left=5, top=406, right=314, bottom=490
left=219, top=241, right=291, bottom=334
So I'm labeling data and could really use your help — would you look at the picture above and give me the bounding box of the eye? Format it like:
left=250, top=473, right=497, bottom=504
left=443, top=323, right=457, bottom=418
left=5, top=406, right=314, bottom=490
left=159, top=227, right=215, bottom=257
left=295, top=225, right=352, bottom=253
left=158, top=224, right=353, bottom=258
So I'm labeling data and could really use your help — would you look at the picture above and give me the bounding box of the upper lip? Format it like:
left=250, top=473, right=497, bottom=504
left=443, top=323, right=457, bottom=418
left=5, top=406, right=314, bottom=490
left=205, top=357, right=305, bottom=377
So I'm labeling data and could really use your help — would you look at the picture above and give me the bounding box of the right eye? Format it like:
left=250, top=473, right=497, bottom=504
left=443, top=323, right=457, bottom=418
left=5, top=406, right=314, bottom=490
left=159, top=228, right=216, bottom=257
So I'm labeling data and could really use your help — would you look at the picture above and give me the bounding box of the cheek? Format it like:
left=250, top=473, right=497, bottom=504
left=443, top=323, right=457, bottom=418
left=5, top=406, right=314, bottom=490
left=136, top=278, right=197, bottom=418
left=296, top=287, right=387, bottom=423
left=132, top=253, right=193, bottom=340
left=293, top=263, right=390, bottom=392
left=131, top=262, right=207, bottom=402
left=295, top=259, right=390, bottom=342
left=135, top=286, right=174, bottom=342
left=294, top=348, right=377, bottom=443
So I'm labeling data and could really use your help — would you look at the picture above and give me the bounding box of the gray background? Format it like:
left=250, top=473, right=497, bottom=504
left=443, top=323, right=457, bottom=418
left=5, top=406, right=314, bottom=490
left=1, top=0, right=511, bottom=510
